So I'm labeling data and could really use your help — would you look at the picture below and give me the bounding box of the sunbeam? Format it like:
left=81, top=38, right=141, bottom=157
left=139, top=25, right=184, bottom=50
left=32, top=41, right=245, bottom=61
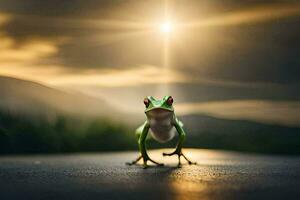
left=156, top=0, right=173, bottom=96
left=11, top=12, right=152, bottom=31
left=84, top=30, right=155, bottom=46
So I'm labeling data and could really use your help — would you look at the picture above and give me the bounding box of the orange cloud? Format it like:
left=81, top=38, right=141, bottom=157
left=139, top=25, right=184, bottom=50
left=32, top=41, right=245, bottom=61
left=45, top=66, right=185, bottom=87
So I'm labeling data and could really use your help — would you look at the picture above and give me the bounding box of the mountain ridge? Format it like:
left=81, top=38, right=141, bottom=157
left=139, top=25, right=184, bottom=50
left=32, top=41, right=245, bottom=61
left=0, top=75, right=120, bottom=119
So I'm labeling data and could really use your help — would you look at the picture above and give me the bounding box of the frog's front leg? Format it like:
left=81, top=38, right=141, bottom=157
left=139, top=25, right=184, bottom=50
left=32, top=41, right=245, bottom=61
left=127, top=121, right=163, bottom=168
left=126, top=124, right=144, bottom=166
left=125, top=155, right=142, bottom=166
left=163, top=119, right=197, bottom=167
left=139, top=122, right=164, bottom=168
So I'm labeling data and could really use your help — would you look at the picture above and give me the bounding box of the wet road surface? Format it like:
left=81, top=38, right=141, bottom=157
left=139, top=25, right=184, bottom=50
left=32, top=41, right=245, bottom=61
left=0, top=149, right=300, bottom=200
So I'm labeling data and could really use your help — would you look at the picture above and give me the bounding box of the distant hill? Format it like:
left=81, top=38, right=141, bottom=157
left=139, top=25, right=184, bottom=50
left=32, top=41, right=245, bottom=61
left=179, top=114, right=300, bottom=154
left=0, top=76, right=132, bottom=122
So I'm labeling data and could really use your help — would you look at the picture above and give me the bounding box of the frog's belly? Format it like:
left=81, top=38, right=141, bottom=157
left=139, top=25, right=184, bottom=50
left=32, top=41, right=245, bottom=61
left=150, top=125, right=175, bottom=143
left=146, top=109, right=175, bottom=143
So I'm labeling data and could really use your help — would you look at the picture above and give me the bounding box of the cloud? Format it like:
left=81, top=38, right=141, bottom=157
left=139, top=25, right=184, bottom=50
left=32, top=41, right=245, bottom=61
left=0, top=14, right=68, bottom=82
left=0, top=1, right=299, bottom=88
left=42, top=65, right=186, bottom=87
left=176, top=100, right=300, bottom=127
left=186, top=3, right=300, bottom=27
left=0, top=36, right=58, bottom=62
left=0, top=12, right=9, bottom=25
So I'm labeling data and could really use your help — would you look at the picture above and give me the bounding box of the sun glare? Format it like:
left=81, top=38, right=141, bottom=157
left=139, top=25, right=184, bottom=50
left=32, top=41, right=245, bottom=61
left=159, top=21, right=173, bottom=34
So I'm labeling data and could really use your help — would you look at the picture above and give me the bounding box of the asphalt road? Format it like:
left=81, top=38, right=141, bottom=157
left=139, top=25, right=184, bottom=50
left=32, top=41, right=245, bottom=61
left=0, top=149, right=300, bottom=200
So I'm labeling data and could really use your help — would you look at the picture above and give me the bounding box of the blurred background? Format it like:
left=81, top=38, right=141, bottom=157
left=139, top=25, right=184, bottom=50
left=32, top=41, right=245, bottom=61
left=0, top=0, right=299, bottom=155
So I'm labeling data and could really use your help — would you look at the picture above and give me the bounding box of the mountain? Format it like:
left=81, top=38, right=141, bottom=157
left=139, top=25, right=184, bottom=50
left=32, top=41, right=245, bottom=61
left=179, top=114, right=300, bottom=154
left=0, top=76, right=126, bottom=121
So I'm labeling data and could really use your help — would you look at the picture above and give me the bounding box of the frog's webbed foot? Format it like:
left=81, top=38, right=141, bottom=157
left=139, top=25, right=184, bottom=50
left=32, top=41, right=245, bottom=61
left=163, top=150, right=197, bottom=167
left=148, top=158, right=164, bottom=166
left=142, top=158, right=164, bottom=169
left=181, top=153, right=197, bottom=165
left=127, top=155, right=164, bottom=168
left=126, top=155, right=142, bottom=166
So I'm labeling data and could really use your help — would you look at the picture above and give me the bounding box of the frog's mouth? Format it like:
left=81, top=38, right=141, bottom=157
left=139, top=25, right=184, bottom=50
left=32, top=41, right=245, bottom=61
left=146, top=108, right=173, bottom=120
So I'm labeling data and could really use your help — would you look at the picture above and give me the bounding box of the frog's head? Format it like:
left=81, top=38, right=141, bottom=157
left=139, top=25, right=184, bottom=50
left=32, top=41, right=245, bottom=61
left=143, top=96, right=174, bottom=119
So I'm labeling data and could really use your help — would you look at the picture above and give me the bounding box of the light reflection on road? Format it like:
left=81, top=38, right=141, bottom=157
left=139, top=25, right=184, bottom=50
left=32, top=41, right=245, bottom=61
left=142, top=148, right=284, bottom=200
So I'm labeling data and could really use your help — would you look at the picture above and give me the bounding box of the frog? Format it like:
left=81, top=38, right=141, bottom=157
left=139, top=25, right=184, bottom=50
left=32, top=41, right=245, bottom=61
left=126, top=96, right=196, bottom=168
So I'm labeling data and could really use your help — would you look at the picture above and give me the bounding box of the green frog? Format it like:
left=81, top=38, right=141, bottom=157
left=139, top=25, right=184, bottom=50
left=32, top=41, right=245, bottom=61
left=126, top=96, right=196, bottom=168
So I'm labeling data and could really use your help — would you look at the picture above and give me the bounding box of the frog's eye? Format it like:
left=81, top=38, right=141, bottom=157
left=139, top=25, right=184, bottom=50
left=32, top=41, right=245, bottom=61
left=144, top=98, right=150, bottom=107
left=167, top=96, right=173, bottom=105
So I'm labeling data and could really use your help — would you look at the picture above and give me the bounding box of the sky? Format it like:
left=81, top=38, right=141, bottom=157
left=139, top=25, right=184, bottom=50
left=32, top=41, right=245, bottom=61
left=0, top=0, right=300, bottom=126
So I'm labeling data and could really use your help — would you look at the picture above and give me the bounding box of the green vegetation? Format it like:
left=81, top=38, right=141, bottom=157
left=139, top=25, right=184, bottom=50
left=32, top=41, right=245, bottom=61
left=182, top=115, right=300, bottom=155
left=0, top=110, right=136, bottom=154
left=0, top=111, right=299, bottom=155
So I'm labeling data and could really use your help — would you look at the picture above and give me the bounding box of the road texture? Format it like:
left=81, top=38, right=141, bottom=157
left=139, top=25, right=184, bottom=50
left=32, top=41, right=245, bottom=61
left=0, top=149, right=300, bottom=200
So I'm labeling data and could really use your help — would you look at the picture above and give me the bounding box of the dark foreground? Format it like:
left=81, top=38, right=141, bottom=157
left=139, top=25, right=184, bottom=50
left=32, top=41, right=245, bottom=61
left=0, top=149, right=299, bottom=200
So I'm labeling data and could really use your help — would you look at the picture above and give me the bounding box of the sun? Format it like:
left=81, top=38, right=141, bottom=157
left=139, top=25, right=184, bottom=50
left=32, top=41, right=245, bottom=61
left=159, top=21, right=173, bottom=34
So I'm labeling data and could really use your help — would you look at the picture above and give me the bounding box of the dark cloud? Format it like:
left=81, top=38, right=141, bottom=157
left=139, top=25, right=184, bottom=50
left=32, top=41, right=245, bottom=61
left=174, top=17, right=300, bottom=84
left=0, top=0, right=116, bottom=17
left=0, top=0, right=299, bottom=85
